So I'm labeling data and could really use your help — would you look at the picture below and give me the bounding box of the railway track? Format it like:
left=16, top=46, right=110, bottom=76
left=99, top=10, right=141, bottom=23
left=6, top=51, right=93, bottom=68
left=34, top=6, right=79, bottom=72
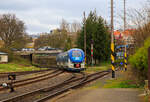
left=0, top=66, right=60, bottom=78
left=0, top=70, right=111, bottom=102
left=0, top=69, right=64, bottom=91
left=0, top=69, right=51, bottom=78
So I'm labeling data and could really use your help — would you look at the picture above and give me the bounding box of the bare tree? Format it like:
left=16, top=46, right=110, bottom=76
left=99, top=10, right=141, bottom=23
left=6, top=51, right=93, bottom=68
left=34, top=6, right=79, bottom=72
left=60, top=19, right=70, bottom=32
left=34, top=32, right=67, bottom=49
left=126, top=7, right=150, bottom=47
left=0, top=14, right=27, bottom=48
left=34, top=34, right=49, bottom=49
left=34, top=19, right=80, bottom=49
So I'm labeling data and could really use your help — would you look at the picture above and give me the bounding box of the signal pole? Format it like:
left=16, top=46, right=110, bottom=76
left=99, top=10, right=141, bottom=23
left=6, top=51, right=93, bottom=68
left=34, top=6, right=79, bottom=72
left=91, top=39, right=94, bottom=66
left=111, top=0, right=115, bottom=78
left=84, top=12, right=87, bottom=65
left=124, top=0, right=127, bottom=71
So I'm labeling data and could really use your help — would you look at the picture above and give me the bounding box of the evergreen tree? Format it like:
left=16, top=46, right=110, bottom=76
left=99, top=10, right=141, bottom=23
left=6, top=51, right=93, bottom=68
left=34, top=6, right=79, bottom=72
left=77, top=11, right=111, bottom=64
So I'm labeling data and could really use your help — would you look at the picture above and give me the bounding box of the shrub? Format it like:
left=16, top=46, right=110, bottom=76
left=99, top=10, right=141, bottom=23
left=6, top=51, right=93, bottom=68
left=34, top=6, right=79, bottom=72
left=129, top=37, right=150, bottom=83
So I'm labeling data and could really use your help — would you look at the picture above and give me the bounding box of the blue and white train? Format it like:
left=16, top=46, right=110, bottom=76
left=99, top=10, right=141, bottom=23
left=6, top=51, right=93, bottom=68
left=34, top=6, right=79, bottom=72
left=56, top=48, right=85, bottom=71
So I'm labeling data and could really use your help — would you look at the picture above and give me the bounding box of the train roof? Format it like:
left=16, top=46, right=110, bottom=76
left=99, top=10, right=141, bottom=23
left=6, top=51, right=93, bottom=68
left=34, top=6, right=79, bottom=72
left=68, top=48, right=84, bottom=52
left=57, top=48, right=84, bottom=56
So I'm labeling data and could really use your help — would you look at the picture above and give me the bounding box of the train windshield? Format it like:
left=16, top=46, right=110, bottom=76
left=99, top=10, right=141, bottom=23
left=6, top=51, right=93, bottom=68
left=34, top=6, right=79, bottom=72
left=72, top=51, right=82, bottom=57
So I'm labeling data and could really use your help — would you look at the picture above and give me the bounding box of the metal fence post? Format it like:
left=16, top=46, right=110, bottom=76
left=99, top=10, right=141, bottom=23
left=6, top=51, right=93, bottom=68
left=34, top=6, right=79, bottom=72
left=148, top=47, right=150, bottom=90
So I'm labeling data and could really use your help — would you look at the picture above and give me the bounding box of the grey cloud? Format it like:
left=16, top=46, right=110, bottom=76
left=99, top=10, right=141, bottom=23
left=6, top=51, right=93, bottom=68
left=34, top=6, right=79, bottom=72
left=0, top=0, right=147, bottom=34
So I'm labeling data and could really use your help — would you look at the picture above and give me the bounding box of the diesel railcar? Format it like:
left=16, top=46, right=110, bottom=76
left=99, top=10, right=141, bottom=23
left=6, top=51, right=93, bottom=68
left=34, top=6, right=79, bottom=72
left=56, top=48, right=85, bottom=71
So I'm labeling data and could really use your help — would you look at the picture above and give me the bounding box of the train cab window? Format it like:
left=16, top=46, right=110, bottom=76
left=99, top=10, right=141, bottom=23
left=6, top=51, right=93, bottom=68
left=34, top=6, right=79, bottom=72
left=72, top=51, right=81, bottom=57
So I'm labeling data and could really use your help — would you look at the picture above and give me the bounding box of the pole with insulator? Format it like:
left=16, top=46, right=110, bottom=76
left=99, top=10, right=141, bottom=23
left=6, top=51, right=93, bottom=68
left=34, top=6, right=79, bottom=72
left=124, top=0, right=127, bottom=71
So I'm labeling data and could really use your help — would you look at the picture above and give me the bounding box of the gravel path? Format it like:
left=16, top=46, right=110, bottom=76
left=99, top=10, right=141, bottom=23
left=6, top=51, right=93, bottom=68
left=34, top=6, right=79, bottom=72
left=0, top=70, right=53, bottom=84
left=0, top=72, right=71, bottom=101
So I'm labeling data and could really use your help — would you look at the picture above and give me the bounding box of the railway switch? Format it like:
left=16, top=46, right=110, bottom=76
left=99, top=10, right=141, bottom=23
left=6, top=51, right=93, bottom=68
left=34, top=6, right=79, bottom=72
left=7, top=74, right=16, bottom=92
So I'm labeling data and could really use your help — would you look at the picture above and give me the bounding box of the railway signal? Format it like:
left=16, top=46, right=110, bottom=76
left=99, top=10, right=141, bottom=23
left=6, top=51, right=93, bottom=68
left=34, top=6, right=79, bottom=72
left=91, top=39, right=94, bottom=66
left=1, top=74, right=16, bottom=92
left=8, top=74, right=16, bottom=92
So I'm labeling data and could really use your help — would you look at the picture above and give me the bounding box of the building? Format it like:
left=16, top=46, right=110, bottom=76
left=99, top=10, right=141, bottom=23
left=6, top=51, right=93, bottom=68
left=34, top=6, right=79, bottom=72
left=114, top=30, right=123, bottom=40
left=114, top=29, right=135, bottom=46
left=0, top=52, right=8, bottom=63
left=122, top=29, right=135, bottom=46
left=114, top=30, right=124, bottom=45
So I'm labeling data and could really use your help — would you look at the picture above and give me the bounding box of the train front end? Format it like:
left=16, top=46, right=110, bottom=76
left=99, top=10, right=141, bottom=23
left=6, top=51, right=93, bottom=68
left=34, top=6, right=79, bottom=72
left=68, top=49, right=85, bottom=71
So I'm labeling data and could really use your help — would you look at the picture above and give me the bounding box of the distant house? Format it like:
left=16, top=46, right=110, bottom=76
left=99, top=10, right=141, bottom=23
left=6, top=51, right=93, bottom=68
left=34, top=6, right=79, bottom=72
left=26, top=43, right=34, bottom=48
left=113, top=29, right=135, bottom=46
left=122, top=29, right=135, bottom=46
left=0, top=52, right=8, bottom=63
left=114, top=30, right=123, bottom=40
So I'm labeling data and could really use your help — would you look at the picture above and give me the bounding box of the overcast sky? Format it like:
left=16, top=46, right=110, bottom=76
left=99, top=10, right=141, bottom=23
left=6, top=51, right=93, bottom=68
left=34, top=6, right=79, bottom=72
left=0, top=0, right=147, bottom=34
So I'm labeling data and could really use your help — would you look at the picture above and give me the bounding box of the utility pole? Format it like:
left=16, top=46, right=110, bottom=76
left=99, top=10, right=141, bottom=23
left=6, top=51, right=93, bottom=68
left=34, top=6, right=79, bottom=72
left=124, top=0, right=126, bottom=32
left=84, top=12, right=86, bottom=65
left=111, top=0, right=115, bottom=78
left=124, top=0, right=127, bottom=71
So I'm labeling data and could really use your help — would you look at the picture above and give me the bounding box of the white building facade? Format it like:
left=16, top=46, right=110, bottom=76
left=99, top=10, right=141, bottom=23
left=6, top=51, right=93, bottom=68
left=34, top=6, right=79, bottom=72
left=0, top=52, right=8, bottom=63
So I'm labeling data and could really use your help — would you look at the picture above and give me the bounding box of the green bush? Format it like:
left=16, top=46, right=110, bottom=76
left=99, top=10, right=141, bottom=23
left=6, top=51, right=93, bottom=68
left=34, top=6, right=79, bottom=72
left=129, top=37, right=150, bottom=83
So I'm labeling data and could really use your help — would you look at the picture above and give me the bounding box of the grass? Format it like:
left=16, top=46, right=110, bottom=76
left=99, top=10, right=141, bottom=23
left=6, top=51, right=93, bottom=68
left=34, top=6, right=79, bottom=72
left=85, top=62, right=111, bottom=73
left=0, top=63, right=43, bottom=72
left=83, top=80, right=104, bottom=90
left=0, top=54, right=48, bottom=72
left=103, top=78, right=139, bottom=88
left=84, top=66, right=140, bottom=89
left=84, top=78, right=139, bottom=90
left=144, top=96, right=149, bottom=102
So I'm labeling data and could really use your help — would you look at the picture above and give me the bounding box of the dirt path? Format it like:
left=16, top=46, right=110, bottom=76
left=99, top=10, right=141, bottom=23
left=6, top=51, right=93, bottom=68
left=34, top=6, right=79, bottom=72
left=52, top=88, right=141, bottom=102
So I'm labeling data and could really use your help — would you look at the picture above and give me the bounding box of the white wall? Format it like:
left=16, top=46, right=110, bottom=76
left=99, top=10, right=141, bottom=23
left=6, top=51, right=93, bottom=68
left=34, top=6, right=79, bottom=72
left=0, top=55, right=8, bottom=63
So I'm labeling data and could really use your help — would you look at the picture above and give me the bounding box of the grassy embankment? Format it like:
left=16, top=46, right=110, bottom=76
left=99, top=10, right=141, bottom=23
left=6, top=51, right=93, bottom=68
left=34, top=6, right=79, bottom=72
left=103, top=78, right=138, bottom=88
left=0, top=58, right=44, bottom=72
left=84, top=64, right=140, bottom=89
left=85, top=62, right=111, bottom=73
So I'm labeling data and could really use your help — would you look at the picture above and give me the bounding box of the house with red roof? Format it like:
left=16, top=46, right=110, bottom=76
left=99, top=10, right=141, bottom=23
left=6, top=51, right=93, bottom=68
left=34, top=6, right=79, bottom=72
left=122, top=29, right=135, bottom=46
left=113, top=29, right=135, bottom=46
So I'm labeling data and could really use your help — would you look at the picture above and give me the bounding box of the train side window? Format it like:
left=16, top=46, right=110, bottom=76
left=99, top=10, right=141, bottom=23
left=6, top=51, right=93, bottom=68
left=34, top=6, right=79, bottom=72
left=66, top=55, right=68, bottom=62
left=65, top=55, right=68, bottom=62
left=63, top=56, right=65, bottom=62
left=64, top=56, right=66, bottom=62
